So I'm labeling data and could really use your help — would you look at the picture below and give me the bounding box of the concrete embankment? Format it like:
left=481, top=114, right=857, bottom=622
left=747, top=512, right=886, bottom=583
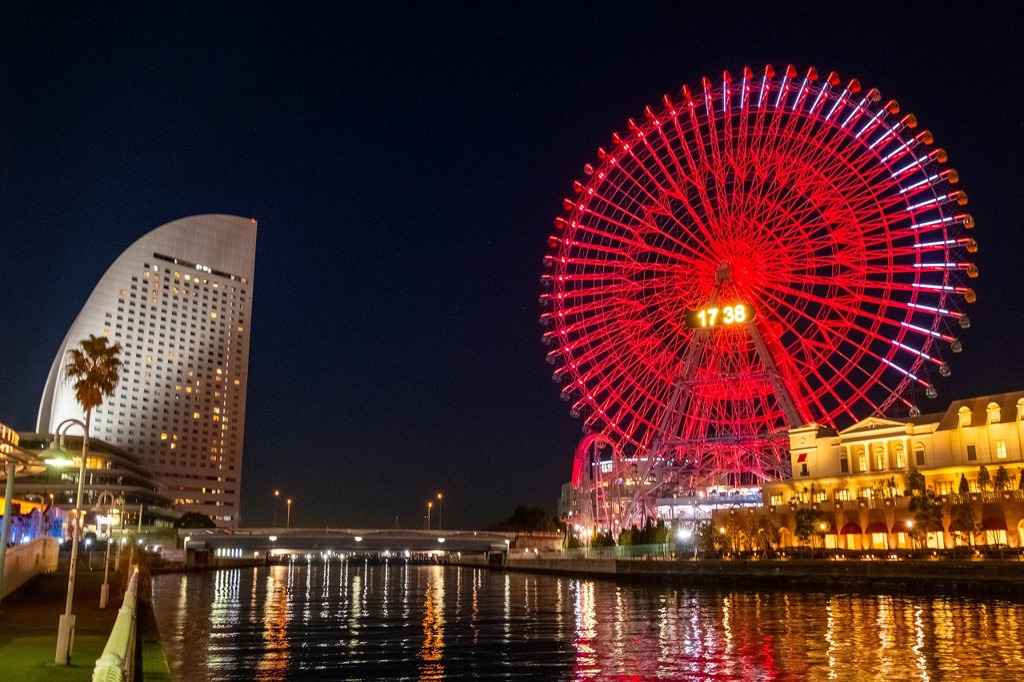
left=451, top=554, right=1024, bottom=595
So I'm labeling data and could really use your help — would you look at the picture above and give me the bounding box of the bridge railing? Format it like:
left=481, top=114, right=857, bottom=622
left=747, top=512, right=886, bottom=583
left=92, top=567, right=139, bottom=682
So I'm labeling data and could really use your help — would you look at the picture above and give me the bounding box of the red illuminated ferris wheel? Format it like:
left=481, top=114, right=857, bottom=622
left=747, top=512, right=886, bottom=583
left=541, top=65, right=976, bottom=529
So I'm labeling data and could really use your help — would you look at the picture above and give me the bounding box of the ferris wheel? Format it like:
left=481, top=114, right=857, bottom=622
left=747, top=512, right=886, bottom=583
left=541, top=65, right=976, bottom=531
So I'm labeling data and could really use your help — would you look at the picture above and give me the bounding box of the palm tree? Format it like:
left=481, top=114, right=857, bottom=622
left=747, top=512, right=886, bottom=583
left=62, top=334, right=122, bottom=536
left=55, top=334, right=121, bottom=663
left=65, top=334, right=123, bottom=426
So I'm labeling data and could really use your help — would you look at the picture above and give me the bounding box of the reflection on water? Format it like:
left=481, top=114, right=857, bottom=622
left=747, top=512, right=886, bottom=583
left=151, top=563, right=1024, bottom=681
left=419, top=566, right=445, bottom=680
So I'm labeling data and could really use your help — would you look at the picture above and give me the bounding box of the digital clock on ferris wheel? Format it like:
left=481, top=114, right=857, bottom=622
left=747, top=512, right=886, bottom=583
left=685, top=303, right=754, bottom=329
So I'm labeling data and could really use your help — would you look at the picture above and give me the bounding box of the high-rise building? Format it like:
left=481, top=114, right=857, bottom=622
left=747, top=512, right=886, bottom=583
left=37, top=214, right=256, bottom=526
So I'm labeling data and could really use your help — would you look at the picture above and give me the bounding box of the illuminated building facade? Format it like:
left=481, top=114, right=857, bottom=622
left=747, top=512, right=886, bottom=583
left=15, top=433, right=172, bottom=514
left=37, top=215, right=256, bottom=526
left=741, top=391, right=1024, bottom=550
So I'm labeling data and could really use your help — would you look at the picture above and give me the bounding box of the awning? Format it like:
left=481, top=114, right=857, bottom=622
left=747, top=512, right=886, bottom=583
left=864, top=521, right=889, bottom=534
left=982, top=516, right=1007, bottom=531
left=840, top=522, right=862, bottom=535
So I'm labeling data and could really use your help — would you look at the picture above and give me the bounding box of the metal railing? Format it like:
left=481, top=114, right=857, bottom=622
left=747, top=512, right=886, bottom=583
left=92, top=567, right=139, bottom=682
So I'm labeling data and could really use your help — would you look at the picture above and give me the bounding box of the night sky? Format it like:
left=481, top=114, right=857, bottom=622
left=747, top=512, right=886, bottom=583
left=1, top=3, right=1022, bottom=529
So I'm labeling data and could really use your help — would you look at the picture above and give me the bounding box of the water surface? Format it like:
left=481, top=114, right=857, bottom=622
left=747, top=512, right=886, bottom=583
left=151, top=562, right=1024, bottom=680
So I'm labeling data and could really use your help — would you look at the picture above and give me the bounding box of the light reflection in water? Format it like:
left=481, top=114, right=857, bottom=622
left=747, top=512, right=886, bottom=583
left=258, top=566, right=290, bottom=678
left=349, top=572, right=362, bottom=632
left=503, top=572, right=511, bottom=644
left=150, top=565, right=1024, bottom=681
left=418, top=565, right=445, bottom=681
left=826, top=597, right=838, bottom=679
left=572, top=579, right=597, bottom=678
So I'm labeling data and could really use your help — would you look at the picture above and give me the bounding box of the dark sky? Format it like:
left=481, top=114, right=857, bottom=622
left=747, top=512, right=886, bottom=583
left=1, top=3, right=1022, bottom=529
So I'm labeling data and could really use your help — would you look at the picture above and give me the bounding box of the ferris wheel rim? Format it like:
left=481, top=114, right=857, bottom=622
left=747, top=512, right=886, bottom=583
left=543, top=65, right=975, bottom=457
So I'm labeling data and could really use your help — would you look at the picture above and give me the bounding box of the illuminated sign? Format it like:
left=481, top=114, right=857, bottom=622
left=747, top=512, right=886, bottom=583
left=685, top=303, right=753, bottom=329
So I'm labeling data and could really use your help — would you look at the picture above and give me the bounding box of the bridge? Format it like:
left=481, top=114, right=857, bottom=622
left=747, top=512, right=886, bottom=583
left=177, top=528, right=558, bottom=561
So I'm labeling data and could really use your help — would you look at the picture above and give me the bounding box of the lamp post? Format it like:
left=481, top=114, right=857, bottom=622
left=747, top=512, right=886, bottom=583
left=286, top=498, right=292, bottom=529
left=274, top=490, right=280, bottom=528
left=43, top=418, right=90, bottom=666
left=92, top=491, right=117, bottom=608
left=436, top=493, right=443, bottom=531
left=113, top=495, right=126, bottom=571
left=426, top=501, right=432, bottom=530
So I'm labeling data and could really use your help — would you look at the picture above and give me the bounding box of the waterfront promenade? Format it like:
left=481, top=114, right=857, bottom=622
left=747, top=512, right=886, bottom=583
left=0, top=561, right=170, bottom=681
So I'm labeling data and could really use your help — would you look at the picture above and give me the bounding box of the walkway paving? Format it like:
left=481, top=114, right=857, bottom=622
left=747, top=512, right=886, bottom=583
left=0, top=559, right=171, bottom=681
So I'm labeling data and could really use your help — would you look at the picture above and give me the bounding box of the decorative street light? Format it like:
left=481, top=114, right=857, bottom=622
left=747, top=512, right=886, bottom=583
left=436, top=493, right=443, bottom=531
left=113, top=495, right=126, bottom=571
left=274, top=490, right=280, bottom=528
left=43, top=418, right=90, bottom=665
left=286, top=498, right=292, bottom=529
left=426, top=501, right=433, bottom=530
left=91, top=491, right=119, bottom=608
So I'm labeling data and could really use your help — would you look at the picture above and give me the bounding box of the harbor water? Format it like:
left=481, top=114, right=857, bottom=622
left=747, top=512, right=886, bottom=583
left=151, top=562, right=1024, bottom=680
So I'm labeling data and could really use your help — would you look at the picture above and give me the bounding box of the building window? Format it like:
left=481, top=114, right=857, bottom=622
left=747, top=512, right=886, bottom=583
left=800, top=463, right=809, bottom=476
left=894, top=445, right=906, bottom=469
left=839, top=454, right=849, bottom=474
left=873, top=447, right=886, bottom=471
left=966, top=444, right=977, bottom=461
left=855, top=448, right=868, bottom=473
left=996, top=440, right=1007, bottom=459
left=834, top=489, right=850, bottom=502
left=987, top=402, right=1001, bottom=425
left=914, top=443, right=926, bottom=467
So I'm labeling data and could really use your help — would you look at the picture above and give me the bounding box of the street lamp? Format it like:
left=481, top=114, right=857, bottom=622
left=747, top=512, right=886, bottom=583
left=43, top=418, right=90, bottom=665
left=436, top=493, right=443, bottom=531
left=91, top=491, right=118, bottom=608
left=113, top=495, right=126, bottom=571
left=426, top=501, right=433, bottom=530
left=273, top=490, right=280, bottom=528
left=286, top=498, right=292, bottom=529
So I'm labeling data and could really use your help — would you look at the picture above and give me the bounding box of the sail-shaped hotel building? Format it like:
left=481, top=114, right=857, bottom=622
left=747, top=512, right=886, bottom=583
left=37, top=214, right=256, bottom=526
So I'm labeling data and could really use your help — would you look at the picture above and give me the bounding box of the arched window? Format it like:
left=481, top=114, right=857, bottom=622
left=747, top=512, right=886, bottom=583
left=913, top=443, right=926, bottom=467
left=1016, top=398, right=1024, bottom=422
left=987, top=402, right=1001, bottom=425
left=854, top=447, right=868, bottom=473
left=894, top=444, right=906, bottom=469
left=958, top=406, right=972, bottom=428
left=873, top=446, right=886, bottom=471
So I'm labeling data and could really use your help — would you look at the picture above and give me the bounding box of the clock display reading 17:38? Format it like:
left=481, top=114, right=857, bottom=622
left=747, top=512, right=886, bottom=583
left=685, top=303, right=754, bottom=329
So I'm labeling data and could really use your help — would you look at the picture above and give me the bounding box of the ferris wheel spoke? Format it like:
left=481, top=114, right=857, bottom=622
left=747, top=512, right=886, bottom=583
left=762, top=282, right=945, bottom=380
left=617, top=150, right=725, bottom=253
left=584, top=172, right=715, bottom=263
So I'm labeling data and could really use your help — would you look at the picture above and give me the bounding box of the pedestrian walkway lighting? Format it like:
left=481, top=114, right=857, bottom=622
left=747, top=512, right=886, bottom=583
left=46, top=419, right=89, bottom=666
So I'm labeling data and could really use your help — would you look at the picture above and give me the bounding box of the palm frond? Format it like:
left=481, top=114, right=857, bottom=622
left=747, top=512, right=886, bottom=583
left=63, top=334, right=123, bottom=413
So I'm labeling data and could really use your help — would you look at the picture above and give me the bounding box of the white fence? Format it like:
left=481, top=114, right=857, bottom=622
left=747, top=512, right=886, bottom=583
left=92, top=567, right=140, bottom=682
